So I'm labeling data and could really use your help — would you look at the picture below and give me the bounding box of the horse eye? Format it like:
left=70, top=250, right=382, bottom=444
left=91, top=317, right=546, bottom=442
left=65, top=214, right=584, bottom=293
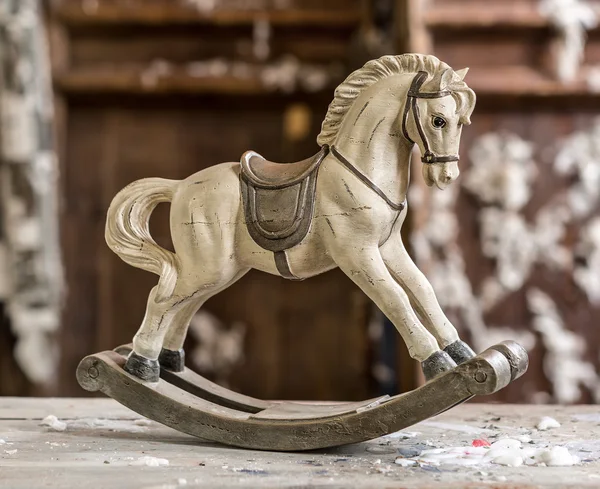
left=432, top=116, right=446, bottom=128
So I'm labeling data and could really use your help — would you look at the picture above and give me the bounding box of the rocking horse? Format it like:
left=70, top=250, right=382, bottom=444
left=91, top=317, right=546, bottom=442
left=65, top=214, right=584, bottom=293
left=77, top=54, right=528, bottom=451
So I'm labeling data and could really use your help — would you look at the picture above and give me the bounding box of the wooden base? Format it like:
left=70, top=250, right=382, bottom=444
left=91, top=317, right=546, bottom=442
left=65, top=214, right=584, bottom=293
left=77, top=341, right=528, bottom=451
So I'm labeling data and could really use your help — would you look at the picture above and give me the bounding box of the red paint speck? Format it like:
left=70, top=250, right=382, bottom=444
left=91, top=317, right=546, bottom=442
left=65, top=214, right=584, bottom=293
left=472, top=438, right=491, bottom=447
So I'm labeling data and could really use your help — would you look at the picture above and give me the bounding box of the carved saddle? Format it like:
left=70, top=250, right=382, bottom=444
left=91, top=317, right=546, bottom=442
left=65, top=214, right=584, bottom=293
left=240, top=146, right=329, bottom=279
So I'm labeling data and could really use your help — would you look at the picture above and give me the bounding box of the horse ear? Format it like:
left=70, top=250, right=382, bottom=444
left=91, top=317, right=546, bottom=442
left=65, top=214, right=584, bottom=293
left=455, top=68, right=469, bottom=81
left=439, top=68, right=454, bottom=89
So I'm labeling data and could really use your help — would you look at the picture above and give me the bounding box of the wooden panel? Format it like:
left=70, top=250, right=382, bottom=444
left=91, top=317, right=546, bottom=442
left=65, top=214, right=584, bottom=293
left=68, top=25, right=352, bottom=66
left=55, top=0, right=362, bottom=27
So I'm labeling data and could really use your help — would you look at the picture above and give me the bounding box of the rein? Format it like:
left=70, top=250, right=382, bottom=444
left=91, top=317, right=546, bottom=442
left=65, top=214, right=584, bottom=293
left=328, top=70, right=457, bottom=211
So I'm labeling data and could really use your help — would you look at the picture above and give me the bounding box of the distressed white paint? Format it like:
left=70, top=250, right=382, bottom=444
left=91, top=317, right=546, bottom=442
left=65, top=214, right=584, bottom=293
left=574, top=217, right=600, bottom=305
left=0, top=0, right=63, bottom=384
left=528, top=288, right=600, bottom=403
left=464, top=132, right=536, bottom=211
left=539, top=0, right=597, bottom=82
left=464, top=134, right=539, bottom=310
left=553, top=118, right=600, bottom=219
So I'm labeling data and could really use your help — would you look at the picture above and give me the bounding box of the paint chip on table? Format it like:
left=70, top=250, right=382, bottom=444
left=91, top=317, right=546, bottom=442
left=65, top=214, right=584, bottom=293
left=536, top=416, right=561, bottom=430
left=40, top=415, right=67, bottom=432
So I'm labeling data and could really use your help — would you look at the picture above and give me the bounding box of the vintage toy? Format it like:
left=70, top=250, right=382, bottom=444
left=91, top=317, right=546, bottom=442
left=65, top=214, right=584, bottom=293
left=77, top=54, right=528, bottom=451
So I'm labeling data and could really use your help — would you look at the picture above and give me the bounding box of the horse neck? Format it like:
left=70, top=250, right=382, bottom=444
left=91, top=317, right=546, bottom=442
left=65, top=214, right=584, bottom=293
left=333, top=76, right=414, bottom=205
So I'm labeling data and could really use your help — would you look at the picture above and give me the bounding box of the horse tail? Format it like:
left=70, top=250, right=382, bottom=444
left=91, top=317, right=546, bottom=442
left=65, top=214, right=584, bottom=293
left=105, top=178, right=179, bottom=303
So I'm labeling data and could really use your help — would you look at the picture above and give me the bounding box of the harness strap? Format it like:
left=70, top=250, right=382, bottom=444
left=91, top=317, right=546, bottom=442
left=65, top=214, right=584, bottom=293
left=330, top=145, right=405, bottom=212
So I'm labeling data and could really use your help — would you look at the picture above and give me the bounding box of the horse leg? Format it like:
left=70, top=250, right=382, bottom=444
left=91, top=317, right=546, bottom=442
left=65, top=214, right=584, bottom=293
left=159, top=269, right=250, bottom=372
left=332, top=246, right=456, bottom=380
left=380, top=238, right=475, bottom=364
left=125, top=281, right=204, bottom=382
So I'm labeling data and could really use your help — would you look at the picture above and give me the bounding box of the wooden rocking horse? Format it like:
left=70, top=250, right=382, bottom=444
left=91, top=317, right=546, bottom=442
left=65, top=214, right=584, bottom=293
left=77, top=54, right=528, bottom=451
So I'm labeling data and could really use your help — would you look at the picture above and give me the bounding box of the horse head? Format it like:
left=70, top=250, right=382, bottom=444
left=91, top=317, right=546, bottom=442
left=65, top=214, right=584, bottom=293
left=402, top=67, right=476, bottom=190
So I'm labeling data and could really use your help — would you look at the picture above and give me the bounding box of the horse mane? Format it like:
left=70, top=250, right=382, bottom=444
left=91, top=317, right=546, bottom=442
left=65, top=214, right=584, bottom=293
left=317, top=54, right=476, bottom=146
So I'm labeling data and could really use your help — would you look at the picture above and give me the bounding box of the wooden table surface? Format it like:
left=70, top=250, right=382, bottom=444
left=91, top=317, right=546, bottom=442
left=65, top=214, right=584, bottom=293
left=1, top=398, right=599, bottom=488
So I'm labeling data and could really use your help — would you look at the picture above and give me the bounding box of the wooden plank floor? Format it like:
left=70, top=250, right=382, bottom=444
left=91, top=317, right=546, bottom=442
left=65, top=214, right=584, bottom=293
left=1, top=398, right=599, bottom=488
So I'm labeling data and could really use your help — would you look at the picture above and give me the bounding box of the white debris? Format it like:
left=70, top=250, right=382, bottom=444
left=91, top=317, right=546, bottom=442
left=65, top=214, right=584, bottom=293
left=394, top=457, right=417, bottom=467
left=535, top=446, right=580, bottom=466
left=423, top=421, right=493, bottom=434
left=4, top=449, right=17, bottom=455
left=383, top=430, right=420, bottom=440
left=394, top=438, right=580, bottom=468
left=0, top=439, right=5, bottom=444
left=489, top=453, right=524, bottom=467
left=485, top=440, right=525, bottom=467
left=129, top=456, right=169, bottom=467
left=417, top=446, right=489, bottom=466
left=40, top=415, right=67, bottom=432
left=177, top=478, right=188, bottom=485
left=517, top=434, right=533, bottom=443
left=68, top=418, right=148, bottom=433
left=537, top=416, right=561, bottom=430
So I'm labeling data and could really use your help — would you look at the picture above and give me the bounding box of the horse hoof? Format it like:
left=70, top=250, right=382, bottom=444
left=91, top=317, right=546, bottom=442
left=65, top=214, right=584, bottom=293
left=158, top=348, right=185, bottom=372
left=421, top=350, right=457, bottom=382
left=124, top=351, right=160, bottom=382
left=444, top=340, right=476, bottom=365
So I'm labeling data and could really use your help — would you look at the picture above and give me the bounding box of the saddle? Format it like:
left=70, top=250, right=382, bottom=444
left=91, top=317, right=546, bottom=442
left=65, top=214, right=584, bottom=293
left=240, top=146, right=329, bottom=278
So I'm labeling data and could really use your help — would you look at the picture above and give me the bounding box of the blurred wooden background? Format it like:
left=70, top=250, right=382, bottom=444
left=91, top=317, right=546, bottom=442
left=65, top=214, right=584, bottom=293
left=2, top=0, right=600, bottom=404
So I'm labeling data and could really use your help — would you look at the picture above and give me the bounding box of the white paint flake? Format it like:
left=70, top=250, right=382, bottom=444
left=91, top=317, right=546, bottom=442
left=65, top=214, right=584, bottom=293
left=536, top=416, right=561, bottom=430
left=39, top=415, right=67, bottom=432
left=129, top=456, right=169, bottom=467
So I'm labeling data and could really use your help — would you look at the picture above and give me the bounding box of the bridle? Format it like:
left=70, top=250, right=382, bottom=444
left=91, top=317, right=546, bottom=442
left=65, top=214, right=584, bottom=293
left=329, top=70, right=459, bottom=212
left=401, top=71, right=459, bottom=164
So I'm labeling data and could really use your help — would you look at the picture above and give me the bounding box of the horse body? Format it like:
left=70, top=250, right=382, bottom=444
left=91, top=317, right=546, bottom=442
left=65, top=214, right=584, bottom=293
left=106, top=54, right=478, bottom=381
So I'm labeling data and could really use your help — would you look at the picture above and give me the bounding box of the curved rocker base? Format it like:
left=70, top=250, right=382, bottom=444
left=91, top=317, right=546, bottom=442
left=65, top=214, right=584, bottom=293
left=78, top=341, right=528, bottom=452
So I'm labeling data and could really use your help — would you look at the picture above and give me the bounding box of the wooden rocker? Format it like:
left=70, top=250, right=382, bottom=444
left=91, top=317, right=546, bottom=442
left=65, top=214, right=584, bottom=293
left=78, top=54, right=529, bottom=451
left=78, top=341, right=527, bottom=451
